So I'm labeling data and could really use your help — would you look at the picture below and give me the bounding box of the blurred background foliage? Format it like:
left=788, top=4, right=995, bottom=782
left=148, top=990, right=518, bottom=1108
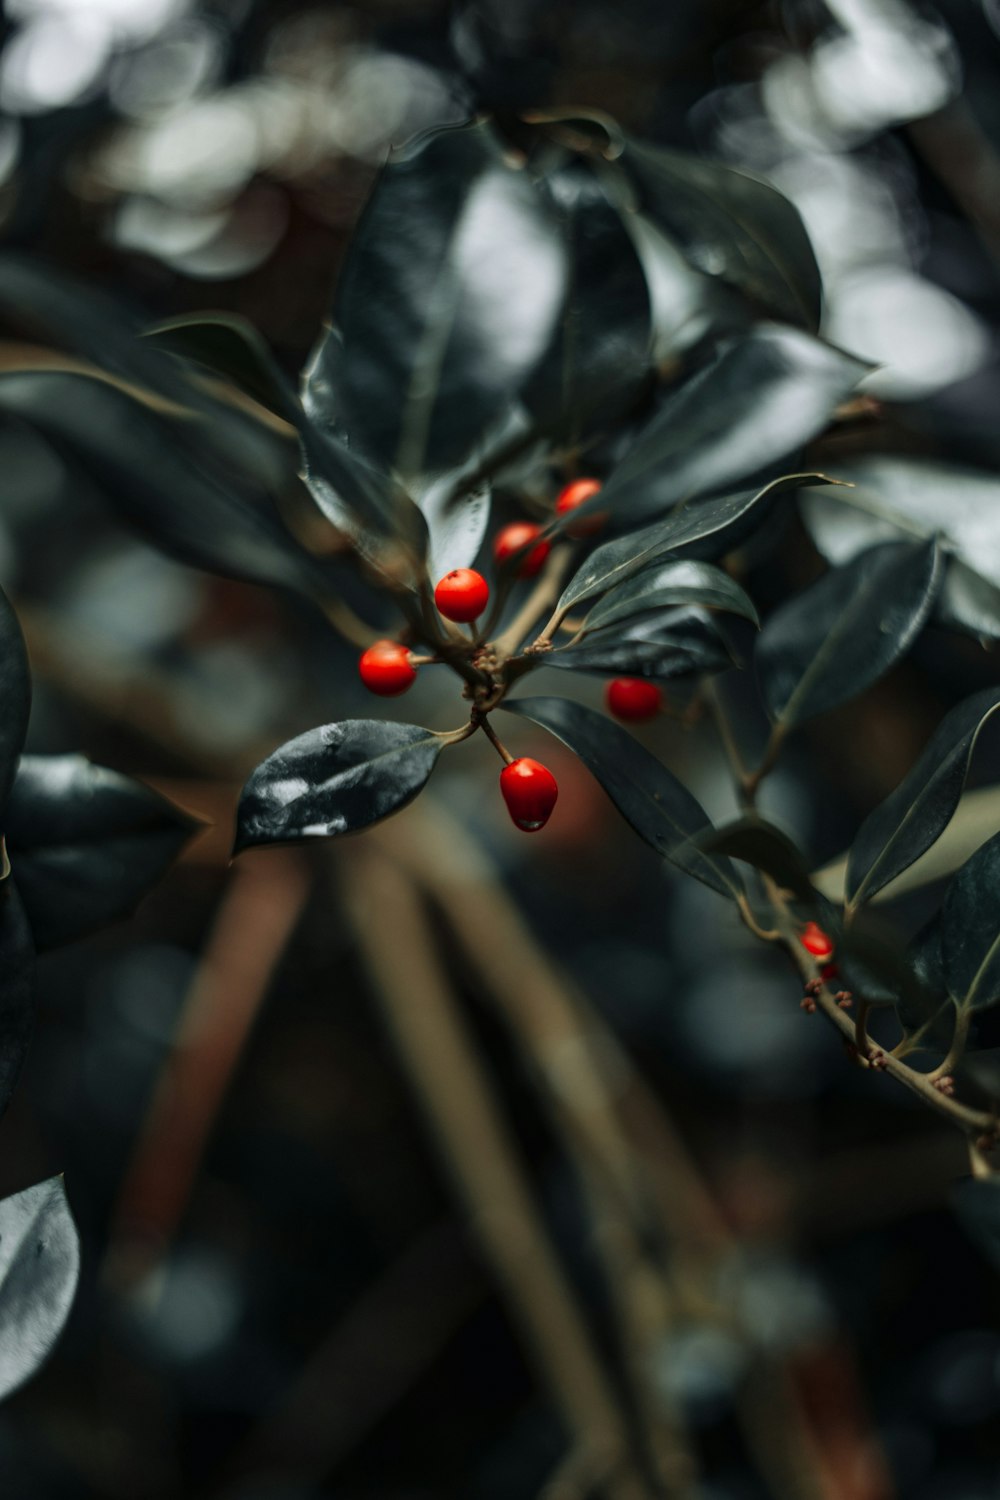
left=6, top=1, right=1000, bottom=1497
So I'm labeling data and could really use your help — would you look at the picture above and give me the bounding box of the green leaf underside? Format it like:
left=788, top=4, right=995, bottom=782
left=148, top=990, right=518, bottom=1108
left=557, top=472, right=838, bottom=615
left=617, top=138, right=823, bottom=331
left=582, top=559, right=758, bottom=634
left=755, top=540, right=943, bottom=729
left=846, top=687, right=1000, bottom=910
left=5, top=756, right=200, bottom=950
left=236, top=721, right=443, bottom=851
left=0, top=1176, right=79, bottom=1401
left=0, top=584, right=30, bottom=817
left=942, top=831, right=1000, bottom=1011
left=558, top=326, right=866, bottom=534
left=502, top=696, right=742, bottom=898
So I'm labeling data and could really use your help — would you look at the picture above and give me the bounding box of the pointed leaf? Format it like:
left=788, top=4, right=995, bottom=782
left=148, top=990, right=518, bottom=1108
left=501, top=696, right=742, bottom=898
left=556, top=472, right=838, bottom=615
left=4, top=756, right=201, bottom=950
left=582, top=559, right=758, bottom=635
left=564, top=327, right=866, bottom=531
left=546, top=606, right=735, bottom=681
left=942, top=831, right=1000, bottom=1011
left=755, top=540, right=943, bottom=729
left=236, top=721, right=444, bottom=851
left=305, top=120, right=566, bottom=480
left=0, top=1176, right=79, bottom=1400
left=616, top=139, right=822, bottom=331
left=674, top=816, right=816, bottom=902
left=0, top=585, right=30, bottom=817
left=847, top=688, right=1000, bottom=910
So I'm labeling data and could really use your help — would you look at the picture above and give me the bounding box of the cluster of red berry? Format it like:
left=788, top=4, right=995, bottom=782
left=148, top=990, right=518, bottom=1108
left=356, top=478, right=664, bottom=832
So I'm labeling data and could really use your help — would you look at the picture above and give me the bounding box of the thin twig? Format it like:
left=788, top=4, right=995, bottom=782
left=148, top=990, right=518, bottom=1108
left=493, top=544, right=576, bottom=659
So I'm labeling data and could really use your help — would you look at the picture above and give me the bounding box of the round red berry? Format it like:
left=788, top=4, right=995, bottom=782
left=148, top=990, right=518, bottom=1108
left=499, top=757, right=559, bottom=832
left=800, top=920, right=835, bottom=961
left=605, top=678, right=663, bottom=722
left=493, top=521, right=551, bottom=579
left=555, top=477, right=606, bottom=537
left=358, top=640, right=417, bottom=697
left=434, top=568, right=490, bottom=623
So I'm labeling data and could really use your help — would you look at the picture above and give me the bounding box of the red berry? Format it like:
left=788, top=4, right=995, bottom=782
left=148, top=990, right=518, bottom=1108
left=434, top=568, right=490, bottom=623
left=605, top=678, right=663, bottom=722
left=555, top=477, right=606, bottom=537
left=800, top=921, right=835, bottom=961
left=358, top=640, right=417, bottom=697
left=499, top=757, right=559, bottom=832
left=493, top=521, right=551, bottom=578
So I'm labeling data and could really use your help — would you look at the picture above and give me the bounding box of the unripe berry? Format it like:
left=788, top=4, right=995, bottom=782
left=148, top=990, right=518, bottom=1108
left=358, top=640, right=417, bottom=697
left=555, top=477, right=605, bottom=537
left=800, top=920, right=835, bottom=962
left=499, top=757, right=559, bottom=832
left=493, top=521, right=551, bottom=578
left=606, top=678, right=663, bottom=722
left=434, top=568, right=490, bottom=623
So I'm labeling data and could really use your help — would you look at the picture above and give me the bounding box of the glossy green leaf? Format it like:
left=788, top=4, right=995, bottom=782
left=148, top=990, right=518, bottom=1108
left=942, top=831, right=1000, bottom=1011
left=561, top=328, right=866, bottom=531
left=755, top=540, right=943, bottom=729
left=846, top=688, right=1000, bottom=911
left=0, top=885, right=34, bottom=1120
left=546, top=606, right=735, bottom=682
left=502, top=696, right=742, bottom=898
left=304, top=120, right=566, bottom=481
left=674, top=816, right=816, bottom=902
left=0, top=585, right=30, bottom=817
left=236, top=721, right=444, bottom=852
left=143, top=312, right=303, bottom=423
left=4, top=756, right=201, bottom=951
left=556, top=472, right=837, bottom=615
left=582, top=559, right=758, bottom=635
left=0, top=1176, right=79, bottom=1400
left=616, top=139, right=822, bottom=330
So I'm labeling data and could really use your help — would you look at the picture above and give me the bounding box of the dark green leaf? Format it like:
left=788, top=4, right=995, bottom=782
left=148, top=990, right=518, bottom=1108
left=0, top=371, right=334, bottom=598
left=800, top=458, right=1000, bottom=641
left=556, top=472, right=837, bottom=614
left=522, top=161, right=651, bottom=434
left=0, top=1176, right=79, bottom=1400
left=546, top=606, right=735, bottom=681
left=501, top=696, right=742, bottom=898
left=143, top=312, right=302, bottom=423
left=942, top=831, right=1000, bottom=1011
left=0, top=585, right=30, bottom=817
left=846, top=688, right=1000, bottom=911
left=564, top=328, right=866, bottom=531
left=4, top=756, right=201, bottom=950
left=616, top=139, right=823, bottom=330
left=898, top=914, right=955, bottom=1050
left=582, top=559, right=758, bottom=635
left=414, top=473, right=491, bottom=581
left=953, top=1177, right=1000, bottom=1275
left=755, top=540, right=943, bottom=729
left=236, top=721, right=444, bottom=851
left=305, top=120, right=566, bottom=480
left=675, top=817, right=816, bottom=902
left=0, top=885, right=34, bottom=1120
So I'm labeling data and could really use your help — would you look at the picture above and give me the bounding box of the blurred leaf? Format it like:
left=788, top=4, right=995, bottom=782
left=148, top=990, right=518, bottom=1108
left=953, top=1177, right=1000, bottom=1275
left=755, top=540, right=942, bottom=729
left=522, top=160, right=651, bottom=435
left=615, top=139, right=823, bottom=330
left=846, top=688, right=1000, bottom=911
left=236, top=721, right=444, bottom=852
left=942, top=831, right=1000, bottom=1011
left=0, top=885, right=34, bottom=1120
left=502, top=696, right=742, bottom=897
left=0, top=371, right=335, bottom=598
left=546, top=606, right=735, bottom=681
left=582, top=559, right=758, bottom=635
left=0, top=1176, right=79, bottom=1401
left=556, top=472, right=838, bottom=614
left=0, top=585, right=29, bottom=817
left=800, top=457, right=1000, bottom=640
left=5, top=756, right=201, bottom=951
left=414, top=474, right=491, bottom=581
left=563, top=328, right=866, bottom=531
left=304, top=120, right=566, bottom=481
left=143, top=312, right=302, bottom=424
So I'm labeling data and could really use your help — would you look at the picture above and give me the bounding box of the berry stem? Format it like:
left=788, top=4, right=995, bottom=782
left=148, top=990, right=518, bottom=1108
left=494, top=545, right=575, bottom=660
left=478, top=714, right=515, bottom=765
